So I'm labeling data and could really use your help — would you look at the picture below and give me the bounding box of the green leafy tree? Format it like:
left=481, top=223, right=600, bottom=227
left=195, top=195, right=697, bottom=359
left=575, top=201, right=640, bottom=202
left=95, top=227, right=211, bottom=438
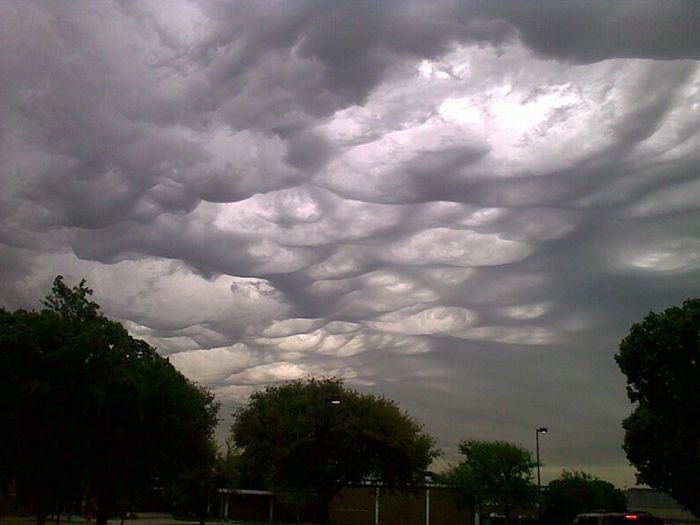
left=231, top=377, right=439, bottom=525
left=0, top=309, right=13, bottom=492
left=615, top=298, right=700, bottom=517
left=41, top=276, right=100, bottom=321
left=214, top=440, right=244, bottom=490
left=0, top=276, right=219, bottom=525
left=167, top=436, right=219, bottom=525
left=0, top=306, right=94, bottom=524
left=446, top=439, right=537, bottom=524
left=87, top=342, right=219, bottom=525
left=543, top=471, right=626, bottom=525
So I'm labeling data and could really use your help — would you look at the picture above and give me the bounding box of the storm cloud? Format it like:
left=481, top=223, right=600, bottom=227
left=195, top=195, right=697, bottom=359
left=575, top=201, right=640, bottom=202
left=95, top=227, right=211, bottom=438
left=2, top=0, right=700, bottom=487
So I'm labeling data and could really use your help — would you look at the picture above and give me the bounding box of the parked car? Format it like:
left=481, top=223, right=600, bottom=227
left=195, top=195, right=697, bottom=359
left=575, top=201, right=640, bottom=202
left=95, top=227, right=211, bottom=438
left=574, top=511, right=664, bottom=525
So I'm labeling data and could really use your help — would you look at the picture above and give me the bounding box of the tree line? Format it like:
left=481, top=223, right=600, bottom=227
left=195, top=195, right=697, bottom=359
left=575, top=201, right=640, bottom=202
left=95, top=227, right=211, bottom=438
left=1, top=277, right=698, bottom=523
left=440, top=441, right=625, bottom=525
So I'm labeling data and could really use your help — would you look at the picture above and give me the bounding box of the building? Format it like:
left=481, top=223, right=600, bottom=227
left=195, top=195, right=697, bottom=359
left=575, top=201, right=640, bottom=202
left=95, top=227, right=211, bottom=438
left=217, top=483, right=474, bottom=525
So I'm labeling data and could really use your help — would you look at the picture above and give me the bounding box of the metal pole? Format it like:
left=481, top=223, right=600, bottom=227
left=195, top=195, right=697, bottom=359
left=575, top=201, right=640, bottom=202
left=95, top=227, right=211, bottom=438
left=375, top=487, right=380, bottom=525
left=536, top=430, right=541, bottom=524
left=535, top=428, right=547, bottom=525
left=425, top=486, right=430, bottom=525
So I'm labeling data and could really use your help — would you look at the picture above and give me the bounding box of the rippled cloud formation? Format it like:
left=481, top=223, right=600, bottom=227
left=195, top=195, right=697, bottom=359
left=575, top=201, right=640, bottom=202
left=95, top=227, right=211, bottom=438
left=2, top=0, right=700, bottom=486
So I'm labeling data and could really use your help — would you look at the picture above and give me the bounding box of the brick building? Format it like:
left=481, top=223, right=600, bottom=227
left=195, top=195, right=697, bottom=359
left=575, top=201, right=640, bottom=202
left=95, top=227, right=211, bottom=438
left=217, top=484, right=474, bottom=525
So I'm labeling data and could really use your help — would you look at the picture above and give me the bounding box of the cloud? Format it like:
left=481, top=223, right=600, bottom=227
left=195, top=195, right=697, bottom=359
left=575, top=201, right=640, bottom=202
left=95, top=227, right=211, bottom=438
left=2, top=0, right=700, bottom=488
left=169, top=345, right=258, bottom=383
left=490, top=1, right=700, bottom=63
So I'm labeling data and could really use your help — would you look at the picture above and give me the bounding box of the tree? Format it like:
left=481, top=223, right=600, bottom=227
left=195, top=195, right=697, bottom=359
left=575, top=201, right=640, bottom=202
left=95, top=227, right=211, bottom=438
left=214, top=439, right=244, bottom=490
left=446, top=439, right=536, bottom=524
left=543, top=471, right=626, bottom=525
left=0, top=276, right=219, bottom=525
left=615, top=298, right=700, bottom=517
left=167, top=436, right=219, bottom=525
left=41, top=276, right=100, bottom=321
left=0, top=306, right=94, bottom=523
left=230, top=377, right=439, bottom=525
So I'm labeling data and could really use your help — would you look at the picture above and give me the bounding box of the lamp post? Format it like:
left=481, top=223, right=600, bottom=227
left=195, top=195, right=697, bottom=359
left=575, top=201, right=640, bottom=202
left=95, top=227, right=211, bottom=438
left=536, top=427, right=548, bottom=524
left=328, top=394, right=342, bottom=405
left=316, top=394, right=342, bottom=525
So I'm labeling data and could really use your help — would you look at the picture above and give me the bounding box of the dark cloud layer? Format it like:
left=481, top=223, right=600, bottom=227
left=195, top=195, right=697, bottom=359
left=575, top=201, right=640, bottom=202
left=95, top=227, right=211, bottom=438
left=2, top=0, right=700, bottom=487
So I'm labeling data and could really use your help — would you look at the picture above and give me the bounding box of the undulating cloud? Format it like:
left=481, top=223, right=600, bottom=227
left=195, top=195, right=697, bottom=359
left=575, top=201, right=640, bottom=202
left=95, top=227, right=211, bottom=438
left=2, top=0, right=700, bottom=487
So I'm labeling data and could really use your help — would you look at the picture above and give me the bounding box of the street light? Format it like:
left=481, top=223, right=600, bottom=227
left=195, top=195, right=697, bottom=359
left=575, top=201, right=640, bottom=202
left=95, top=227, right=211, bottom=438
left=328, top=394, right=342, bottom=405
left=536, top=428, right=548, bottom=524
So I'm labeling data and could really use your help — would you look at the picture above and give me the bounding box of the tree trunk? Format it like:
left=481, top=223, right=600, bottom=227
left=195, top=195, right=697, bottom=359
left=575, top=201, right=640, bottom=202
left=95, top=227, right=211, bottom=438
left=96, top=494, right=114, bottom=525
left=199, top=494, right=207, bottom=525
left=504, top=505, right=512, bottom=525
left=36, top=494, right=50, bottom=525
left=317, top=493, right=332, bottom=525
left=96, top=507, right=110, bottom=525
left=55, top=497, right=62, bottom=525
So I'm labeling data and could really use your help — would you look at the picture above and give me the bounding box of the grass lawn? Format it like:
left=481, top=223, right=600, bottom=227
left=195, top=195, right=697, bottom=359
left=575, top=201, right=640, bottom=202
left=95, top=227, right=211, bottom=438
left=0, top=520, right=196, bottom=525
left=0, top=516, right=281, bottom=525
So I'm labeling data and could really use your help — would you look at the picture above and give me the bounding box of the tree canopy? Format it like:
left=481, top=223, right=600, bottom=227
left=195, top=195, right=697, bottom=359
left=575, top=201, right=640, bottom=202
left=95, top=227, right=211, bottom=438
left=615, top=297, right=700, bottom=517
left=543, top=470, right=626, bottom=525
left=0, top=276, right=219, bottom=525
left=445, top=439, right=536, bottom=523
left=230, top=377, right=439, bottom=525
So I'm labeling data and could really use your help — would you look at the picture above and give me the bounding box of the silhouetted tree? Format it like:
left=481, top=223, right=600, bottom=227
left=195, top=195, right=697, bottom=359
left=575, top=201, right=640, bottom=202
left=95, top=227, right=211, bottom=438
left=446, top=439, right=536, bottom=524
left=543, top=471, right=626, bottom=525
left=167, top=436, right=219, bottom=525
left=0, top=276, right=219, bottom=525
left=615, top=298, right=700, bottom=517
left=231, top=377, right=439, bottom=525
left=0, top=305, right=93, bottom=524
left=214, top=439, right=244, bottom=490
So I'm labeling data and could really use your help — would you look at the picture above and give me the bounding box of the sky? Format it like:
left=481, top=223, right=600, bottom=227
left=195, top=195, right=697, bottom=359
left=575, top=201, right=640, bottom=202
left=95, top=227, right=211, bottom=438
left=2, top=0, right=700, bottom=488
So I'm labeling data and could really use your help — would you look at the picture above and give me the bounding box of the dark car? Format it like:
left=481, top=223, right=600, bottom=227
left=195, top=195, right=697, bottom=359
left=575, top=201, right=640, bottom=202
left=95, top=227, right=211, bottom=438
left=574, top=512, right=664, bottom=525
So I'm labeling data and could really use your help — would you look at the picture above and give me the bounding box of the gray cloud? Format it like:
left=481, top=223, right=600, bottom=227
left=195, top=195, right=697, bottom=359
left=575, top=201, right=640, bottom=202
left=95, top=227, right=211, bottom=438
left=491, top=1, right=700, bottom=63
left=2, top=0, right=700, bottom=487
